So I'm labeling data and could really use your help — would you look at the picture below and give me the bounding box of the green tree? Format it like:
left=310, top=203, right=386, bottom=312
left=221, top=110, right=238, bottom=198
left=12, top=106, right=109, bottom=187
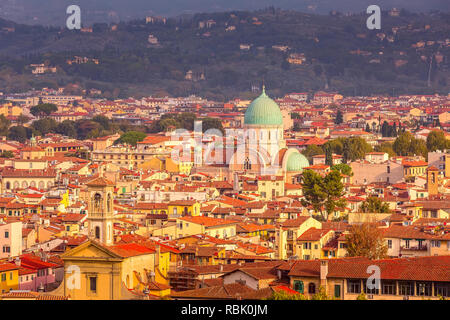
left=393, top=131, right=413, bottom=156
left=265, top=291, right=308, bottom=300
left=201, top=117, right=224, bottom=134
left=291, top=112, right=300, bottom=119
left=30, top=103, right=57, bottom=117
left=342, top=137, right=372, bottom=162
left=346, top=222, right=388, bottom=260
left=301, top=145, right=324, bottom=162
left=75, top=120, right=101, bottom=140
left=31, top=118, right=58, bottom=136
left=342, top=139, right=351, bottom=163
left=374, top=142, right=396, bottom=158
left=426, top=130, right=448, bottom=152
left=311, top=286, right=333, bottom=300
left=301, top=169, right=346, bottom=220
left=17, top=114, right=31, bottom=126
left=324, top=139, right=344, bottom=155
left=392, top=131, right=428, bottom=157
left=56, top=120, right=77, bottom=138
left=92, top=115, right=111, bottom=131
left=159, top=118, right=179, bottom=132
left=356, top=293, right=368, bottom=300
left=301, top=169, right=327, bottom=217
left=0, top=114, right=11, bottom=136
left=0, top=151, right=14, bottom=158
left=409, top=138, right=428, bottom=158
left=115, top=131, right=147, bottom=146
left=360, top=197, right=391, bottom=213
left=331, top=163, right=353, bottom=176
left=335, top=110, right=343, bottom=124
left=325, top=143, right=333, bottom=166
left=322, top=170, right=347, bottom=219
left=7, top=126, right=29, bottom=143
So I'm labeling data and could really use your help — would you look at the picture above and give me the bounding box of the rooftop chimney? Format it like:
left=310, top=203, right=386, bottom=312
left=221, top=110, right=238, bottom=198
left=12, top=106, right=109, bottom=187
left=320, top=260, right=328, bottom=286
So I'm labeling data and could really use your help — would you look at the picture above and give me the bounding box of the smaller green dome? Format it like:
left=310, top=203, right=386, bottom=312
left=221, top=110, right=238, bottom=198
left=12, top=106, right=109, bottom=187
left=286, top=152, right=309, bottom=172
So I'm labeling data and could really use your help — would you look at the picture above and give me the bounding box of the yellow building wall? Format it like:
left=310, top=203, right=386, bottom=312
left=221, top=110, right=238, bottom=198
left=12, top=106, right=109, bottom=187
left=0, top=269, right=19, bottom=293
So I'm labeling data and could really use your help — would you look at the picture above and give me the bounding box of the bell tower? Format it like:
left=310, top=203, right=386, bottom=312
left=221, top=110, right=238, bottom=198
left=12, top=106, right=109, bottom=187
left=86, top=177, right=115, bottom=246
left=427, top=166, right=439, bottom=196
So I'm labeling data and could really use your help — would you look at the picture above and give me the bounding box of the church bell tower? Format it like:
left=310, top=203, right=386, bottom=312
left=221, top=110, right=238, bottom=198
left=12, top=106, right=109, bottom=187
left=86, top=177, right=115, bottom=246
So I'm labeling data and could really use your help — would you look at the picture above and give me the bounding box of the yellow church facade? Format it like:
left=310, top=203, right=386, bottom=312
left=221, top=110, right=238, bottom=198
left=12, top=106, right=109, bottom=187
left=50, top=177, right=171, bottom=300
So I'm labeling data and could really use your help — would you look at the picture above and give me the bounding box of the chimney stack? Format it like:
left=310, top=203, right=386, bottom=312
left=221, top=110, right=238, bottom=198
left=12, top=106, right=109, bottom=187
left=320, top=260, right=328, bottom=287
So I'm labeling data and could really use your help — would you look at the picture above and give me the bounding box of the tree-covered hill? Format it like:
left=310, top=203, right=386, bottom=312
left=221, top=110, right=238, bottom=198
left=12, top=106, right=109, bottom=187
left=0, top=8, right=448, bottom=100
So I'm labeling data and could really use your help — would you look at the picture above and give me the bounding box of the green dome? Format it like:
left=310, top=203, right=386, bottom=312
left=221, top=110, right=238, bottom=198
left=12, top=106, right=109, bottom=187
left=244, top=86, right=283, bottom=126
left=286, top=152, right=309, bottom=172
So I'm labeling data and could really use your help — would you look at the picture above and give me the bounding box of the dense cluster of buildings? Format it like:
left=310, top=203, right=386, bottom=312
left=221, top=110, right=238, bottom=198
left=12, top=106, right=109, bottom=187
left=0, top=87, right=449, bottom=300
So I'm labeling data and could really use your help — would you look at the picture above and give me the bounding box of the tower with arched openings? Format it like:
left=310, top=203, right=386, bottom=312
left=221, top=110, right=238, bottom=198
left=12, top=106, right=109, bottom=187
left=86, top=177, right=115, bottom=246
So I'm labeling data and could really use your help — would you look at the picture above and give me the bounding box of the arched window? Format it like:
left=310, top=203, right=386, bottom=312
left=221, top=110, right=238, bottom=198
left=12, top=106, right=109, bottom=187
left=308, top=282, right=316, bottom=294
left=13, top=181, right=20, bottom=189
left=244, top=157, right=251, bottom=170
left=22, top=181, right=28, bottom=189
left=95, top=226, right=100, bottom=239
left=94, top=193, right=102, bottom=212
left=30, top=181, right=36, bottom=188
left=38, top=181, right=45, bottom=189
left=5, top=182, right=10, bottom=190
left=107, top=193, right=112, bottom=213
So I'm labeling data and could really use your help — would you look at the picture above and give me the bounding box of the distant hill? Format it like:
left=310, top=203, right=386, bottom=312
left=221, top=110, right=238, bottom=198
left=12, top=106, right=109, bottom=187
left=0, top=0, right=449, bottom=26
left=0, top=9, right=448, bottom=100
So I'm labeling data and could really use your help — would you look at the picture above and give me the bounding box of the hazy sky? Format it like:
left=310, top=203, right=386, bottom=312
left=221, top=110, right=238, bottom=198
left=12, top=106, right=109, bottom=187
left=0, top=0, right=448, bottom=25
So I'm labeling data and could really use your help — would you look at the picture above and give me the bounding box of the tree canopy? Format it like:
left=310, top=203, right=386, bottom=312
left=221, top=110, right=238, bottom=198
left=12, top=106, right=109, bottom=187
left=393, top=131, right=427, bottom=158
left=115, top=131, right=147, bottom=146
left=30, top=103, right=58, bottom=117
left=301, top=169, right=347, bottom=221
left=360, top=197, right=391, bottom=213
left=331, top=163, right=353, bottom=176
left=345, top=222, right=388, bottom=260
left=426, top=130, right=449, bottom=152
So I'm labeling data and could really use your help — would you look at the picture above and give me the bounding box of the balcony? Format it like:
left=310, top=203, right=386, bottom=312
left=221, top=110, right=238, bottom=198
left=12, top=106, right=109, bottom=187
left=401, top=245, right=427, bottom=251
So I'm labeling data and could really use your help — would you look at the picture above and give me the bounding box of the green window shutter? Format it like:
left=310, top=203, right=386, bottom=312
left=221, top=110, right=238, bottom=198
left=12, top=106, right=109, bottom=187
left=334, top=284, right=341, bottom=298
left=294, top=280, right=304, bottom=294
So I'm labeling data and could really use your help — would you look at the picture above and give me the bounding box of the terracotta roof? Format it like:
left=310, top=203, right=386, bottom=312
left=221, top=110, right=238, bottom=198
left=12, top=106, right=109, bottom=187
left=286, top=256, right=450, bottom=282
left=107, top=243, right=156, bottom=258
left=297, top=228, right=333, bottom=241
left=223, top=266, right=278, bottom=280
left=0, top=291, right=68, bottom=300
left=281, top=216, right=310, bottom=228
left=179, top=216, right=238, bottom=227
left=171, top=283, right=255, bottom=299
left=0, top=262, right=19, bottom=272
left=86, top=176, right=115, bottom=187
